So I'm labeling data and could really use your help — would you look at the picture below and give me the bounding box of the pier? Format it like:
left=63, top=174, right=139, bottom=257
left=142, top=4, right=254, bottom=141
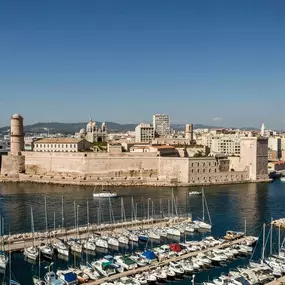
left=3, top=216, right=191, bottom=252
left=84, top=236, right=252, bottom=285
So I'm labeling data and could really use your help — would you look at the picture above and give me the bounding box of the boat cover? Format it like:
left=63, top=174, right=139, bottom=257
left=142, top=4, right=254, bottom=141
left=63, top=272, right=77, bottom=282
left=142, top=250, right=157, bottom=260
left=170, top=243, right=182, bottom=252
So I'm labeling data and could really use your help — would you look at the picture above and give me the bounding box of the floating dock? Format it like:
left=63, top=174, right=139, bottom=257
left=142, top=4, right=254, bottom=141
left=86, top=236, right=252, bottom=285
left=4, top=216, right=191, bottom=252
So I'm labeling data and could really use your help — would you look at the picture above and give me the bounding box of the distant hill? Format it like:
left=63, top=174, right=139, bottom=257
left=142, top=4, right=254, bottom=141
left=0, top=121, right=259, bottom=134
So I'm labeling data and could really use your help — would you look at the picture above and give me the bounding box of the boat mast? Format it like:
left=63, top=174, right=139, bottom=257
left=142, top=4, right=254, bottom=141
left=61, top=196, right=64, bottom=231
left=270, top=217, right=273, bottom=256
left=261, top=223, right=266, bottom=263
left=244, top=220, right=247, bottom=236
left=87, top=200, right=90, bottom=235
left=73, top=201, right=76, bottom=230
left=171, top=188, right=174, bottom=217
left=44, top=196, right=48, bottom=243
left=31, top=207, right=35, bottom=247
left=278, top=225, right=281, bottom=255
left=53, top=212, right=55, bottom=238
left=202, top=189, right=205, bottom=222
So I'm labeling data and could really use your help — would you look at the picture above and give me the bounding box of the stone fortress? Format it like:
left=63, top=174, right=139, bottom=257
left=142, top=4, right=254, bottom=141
left=0, top=114, right=270, bottom=186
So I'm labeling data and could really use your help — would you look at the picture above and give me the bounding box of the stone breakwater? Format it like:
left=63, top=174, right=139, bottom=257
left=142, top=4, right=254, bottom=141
left=271, top=218, right=285, bottom=229
left=0, top=173, right=271, bottom=187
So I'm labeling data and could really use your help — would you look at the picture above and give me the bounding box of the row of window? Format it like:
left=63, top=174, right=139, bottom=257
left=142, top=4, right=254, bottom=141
left=36, top=143, right=77, bottom=148
left=191, top=174, right=248, bottom=182
left=191, top=168, right=217, bottom=173
left=191, top=162, right=217, bottom=167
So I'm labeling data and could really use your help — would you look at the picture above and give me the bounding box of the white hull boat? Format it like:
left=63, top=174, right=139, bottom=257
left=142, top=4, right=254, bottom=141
left=95, top=238, right=108, bottom=248
left=53, top=241, right=69, bottom=256
left=24, top=246, right=39, bottom=260
left=107, top=237, right=119, bottom=247
left=0, top=252, right=8, bottom=269
left=84, top=241, right=96, bottom=251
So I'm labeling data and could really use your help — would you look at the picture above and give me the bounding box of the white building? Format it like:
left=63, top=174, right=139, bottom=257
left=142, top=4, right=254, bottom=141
left=211, top=137, right=241, bottom=155
left=34, top=138, right=91, bottom=152
left=268, top=137, right=282, bottom=159
left=135, top=123, right=154, bottom=143
left=152, top=114, right=170, bottom=137
left=77, top=119, right=108, bottom=143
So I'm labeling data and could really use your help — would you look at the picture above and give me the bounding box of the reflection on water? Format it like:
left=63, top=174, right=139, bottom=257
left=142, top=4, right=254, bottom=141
left=0, top=181, right=284, bottom=236
left=0, top=180, right=285, bottom=285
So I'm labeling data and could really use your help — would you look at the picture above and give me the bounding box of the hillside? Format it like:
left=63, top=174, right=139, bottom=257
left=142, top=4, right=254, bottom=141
left=0, top=122, right=258, bottom=134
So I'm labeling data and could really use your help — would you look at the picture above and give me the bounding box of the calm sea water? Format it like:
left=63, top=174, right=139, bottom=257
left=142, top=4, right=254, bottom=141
left=0, top=180, right=284, bottom=285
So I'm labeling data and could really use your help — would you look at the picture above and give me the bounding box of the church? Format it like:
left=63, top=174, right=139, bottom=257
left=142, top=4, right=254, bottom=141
left=79, top=119, right=108, bottom=143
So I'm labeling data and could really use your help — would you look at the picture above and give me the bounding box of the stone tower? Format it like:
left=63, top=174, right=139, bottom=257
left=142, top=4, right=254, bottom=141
left=10, top=114, right=24, bottom=154
left=0, top=114, right=25, bottom=176
left=185, top=124, right=194, bottom=141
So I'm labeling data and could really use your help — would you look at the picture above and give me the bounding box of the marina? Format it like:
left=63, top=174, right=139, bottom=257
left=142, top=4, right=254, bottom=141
left=0, top=181, right=284, bottom=284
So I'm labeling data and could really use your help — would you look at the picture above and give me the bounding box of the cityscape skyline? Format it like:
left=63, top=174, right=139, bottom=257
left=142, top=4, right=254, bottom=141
left=1, top=0, right=285, bottom=128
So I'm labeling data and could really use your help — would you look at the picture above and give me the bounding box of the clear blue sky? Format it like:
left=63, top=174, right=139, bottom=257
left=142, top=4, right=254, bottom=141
left=0, top=0, right=285, bottom=129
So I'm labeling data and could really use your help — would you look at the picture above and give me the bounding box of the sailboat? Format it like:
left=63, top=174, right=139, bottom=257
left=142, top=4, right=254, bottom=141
left=39, top=197, right=54, bottom=259
left=93, top=185, right=118, bottom=198
left=24, top=207, right=39, bottom=260
left=33, top=251, right=47, bottom=285
left=0, top=216, right=8, bottom=269
left=194, top=189, right=212, bottom=230
left=8, top=231, right=21, bottom=285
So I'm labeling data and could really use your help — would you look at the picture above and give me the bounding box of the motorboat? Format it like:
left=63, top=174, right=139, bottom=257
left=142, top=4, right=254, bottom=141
left=69, top=267, right=89, bottom=283
left=33, top=276, right=47, bottom=285
left=56, top=270, right=78, bottom=285
left=114, top=255, right=138, bottom=270
left=129, top=255, right=148, bottom=267
left=178, top=260, right=194, bottom=273
left=280, top=175, right=285, bottom=182
left=39, top=244, right=54, bottom=259
left=169, top=262, right=184, bottom=275
left=93, top=187, right=118, bottom=198
left=80, top=264, right=100, bottom=280
left=0, top=251, right=8, bottom=269
left=44, top=271, right=65, bottom=285
left=189, top=191, right=202, bottom=195
left=92, top=259, right=117, bottom=277
left=24, top=246, right=39, bottom=260
left=166, top=227, right=181, bottom=236
left=53, top=240, right=69, bottom=256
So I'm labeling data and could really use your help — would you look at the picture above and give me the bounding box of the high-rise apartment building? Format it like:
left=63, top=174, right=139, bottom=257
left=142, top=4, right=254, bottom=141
left=135, top=123, right=154, bottom=143
left=152, top=114, right=170, bottom=137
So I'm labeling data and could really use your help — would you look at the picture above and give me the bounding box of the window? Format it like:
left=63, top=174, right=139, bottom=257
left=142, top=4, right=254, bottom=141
left=198, top=169, right=199, bottom=173
left=209, top=169, right=211, bottom=173
left=203, top=169, right=205, bottom=173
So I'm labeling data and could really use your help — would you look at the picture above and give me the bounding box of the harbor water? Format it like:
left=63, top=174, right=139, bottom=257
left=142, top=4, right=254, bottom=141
left=0, top=180, right=285, bottom=284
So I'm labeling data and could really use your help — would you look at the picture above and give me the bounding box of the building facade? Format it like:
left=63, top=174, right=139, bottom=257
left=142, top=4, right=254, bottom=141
left=268, top=137, right=282, bottom=159
left=135, top=123, right=154, bottom=143
left=152, top=114, right=170, bottom=137
left=211, top=137, right=241, bottom=155
left=34, top=138, right=91, bottom=152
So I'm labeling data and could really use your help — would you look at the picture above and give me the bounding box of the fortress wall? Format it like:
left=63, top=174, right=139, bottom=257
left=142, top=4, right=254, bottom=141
left=23, top=152, right=159, bottom=175
left=158, top=157, right=189, bottom=183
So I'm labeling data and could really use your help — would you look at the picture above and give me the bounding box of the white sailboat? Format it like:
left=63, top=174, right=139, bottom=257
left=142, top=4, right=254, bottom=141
left=24, top=207, right=39, bottom=260
left=194, top=189, right=212, bottom=230
left=33, top=251, right=47, bottom=285
left=0, top=216, right=8, bottom=269
left=93, top=185, right=118, bottom=198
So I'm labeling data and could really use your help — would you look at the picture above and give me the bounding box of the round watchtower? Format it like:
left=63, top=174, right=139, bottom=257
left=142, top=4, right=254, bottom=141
left=10, top=114, right=24, bottom=154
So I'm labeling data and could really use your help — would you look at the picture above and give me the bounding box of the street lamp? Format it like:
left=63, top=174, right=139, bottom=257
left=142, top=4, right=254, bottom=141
left=45, top=262, right=54, bottom=285
left=192, top=274, right=195, bottom=285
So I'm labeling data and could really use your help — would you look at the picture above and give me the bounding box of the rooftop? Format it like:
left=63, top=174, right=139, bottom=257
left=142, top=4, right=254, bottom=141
left=34, top=138, right=85, bottom=144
